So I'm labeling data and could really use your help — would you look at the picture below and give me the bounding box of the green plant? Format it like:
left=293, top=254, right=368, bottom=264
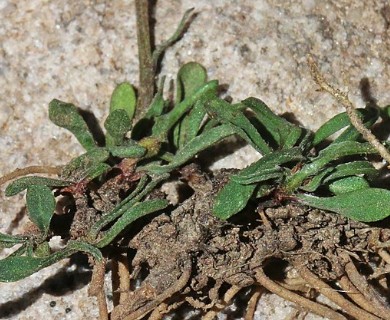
left=1, top=3, right=390, bottom=320
left=211, top=95, right=390, bottom=222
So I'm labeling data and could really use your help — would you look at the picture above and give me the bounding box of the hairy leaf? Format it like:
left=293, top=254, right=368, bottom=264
left=206, top=98, right=272, bottom=154
left=104, top=109, right=132, bottom=146
left=328, top=176, right=370, bottom=195
left=0, top=249, right=72, bottom=282
left=26, top=185, right=55, bottom=235
left=323, top=161, right=377, bottom=183
left=6, top=177, right=71, bottom=197
left=297, top=188, right=390, bottom=222
left=0, top=233, right=28, bottom=249
left=96, top=199, right=169, bottom=248
left=49, top=99, right=97, bottom=151
left=147, top=124, right=237, bottom=174
left=213, top=180, right=256, bottom=220
left=285, top=141, right=377, bottom=193
left=107, top=143, right=146, bottom=158
left=0, top=240, right=102, bottom=282
left=61, top=148, right=110, bottom=180
left=232, top=147, right=304, bottom=185
left=176, top=62, right=207, bottom=102
left=110, top=82, right=136, bottom=121
left=313, top=108, right=378, bottom=146
left=300, top=167, right=334, bottom=192
left=242, top=97, right=303, bottom=149
left=152, top=80, right=219, bottom=141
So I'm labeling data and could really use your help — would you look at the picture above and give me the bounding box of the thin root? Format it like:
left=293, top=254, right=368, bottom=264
left=201, top=285, right=242, bottom=320
left=293, top=259, right=381, bottom=320
left=112, top=254, right=131, bottom=306
left=89, top=259, right=109, bottom=320
left=343, top=257, right=390, bottom=320
left=112, top=258, right=192, bottom=320
left=244, top=286, right=264, bottom=320
left=254, top=267, right=347, bottom=320
left=338, top=275, right=382, bottom=317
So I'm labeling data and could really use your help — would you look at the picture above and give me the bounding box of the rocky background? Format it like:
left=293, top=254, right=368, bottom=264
left=1, top=1, right=389, bottom=319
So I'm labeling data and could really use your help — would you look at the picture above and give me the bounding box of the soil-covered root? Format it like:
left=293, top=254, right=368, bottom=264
left=108, top=168, right=390, bottom=320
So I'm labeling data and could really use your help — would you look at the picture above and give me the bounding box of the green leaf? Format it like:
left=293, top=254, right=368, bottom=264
left=6, top=177, right=71, bottom=197
left=313, top=108, right=378, bottom=146
left=104, top=109, right=132, bottom=146
left=151, top=80, right=219, bottom=141
left=323, top=161, right=377, bottom=183
left=176, top=62, right=207, bottom=102
left=96, top=199, right=168, bottom=248
left=82, top=163, right=111, bottom=181
left=232, top=147, right=304, bottom=185
left=143, top=77, right=167, bottom=119
left=301, top=161, right=377, bottom=192
left=213, top=180, right=256, bottom=220
left=0, top=248, right=73, bottom=282
left=242, top=97, right=303, bottom=149
left=110, top=82, right=136, bottom=121
left=284, top=141, right=377, bottom=193
left=0, top=233, right=28, bottom=249
left=107, top=143, right=146, bottom=158
left=146, top=124, right=237, bottom=174
left=328, top=176, right=370, bottom=195
left=297, top=188, right=390, bottom=222
left=49, top=99, right=97, bottom=151
left=61, top=148, right=110, bottom=181
left=88, top=174, right=168, bottom=239
left=26, top=185, right=55, bottom=235
left=300, top=167, right=334, bottom=192
left=0, top=240, right=102, bottom=282
left=205, top=98, right=272, bottom=154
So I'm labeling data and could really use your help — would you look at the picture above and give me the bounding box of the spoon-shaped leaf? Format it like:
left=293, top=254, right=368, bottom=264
left=49, top=99, right=97, bottom=151
left=6, top=177, right=71, bottom=197
left=297, top=188, right=390, bottom=222
left=313, top=108, right=378, bottom=146
left=176, top=62, right=207, bottom=102
left=96, top=199, right=168, bottom=248
left=104, top=109, right=132, bottom=146
left=205, top=98, right=272, bottom=154
left=213, top=180, right=256, bottom=220
left=242, top=97, right=303, bottom=149
left=26, top=185, right=55, bottom=235
left=110, top=82, right=136, bottom=121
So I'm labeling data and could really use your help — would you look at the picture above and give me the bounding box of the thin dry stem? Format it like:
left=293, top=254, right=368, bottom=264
left=202, top=285, right=242, bottom=320
left=113, top=258, right=192, bottom=320
left=338, top=275, right=382, bottom=317
left=135, top=0, right=154, bottom=117
left=89, top=259, right=109, bottom=320
left=0, top=165, right=61, bottom=187
left=294, top=260, right=381, bottom=320
left=112, top=254, right=131, bottom=306
left=308, top=55, right=390, bottom=165
left=378, top=248, right=390, bottom=265
left=148, top=301, right=185, bottom=320
left=343, top=258, right=390, bottom=320
left=244, top=286, right=264, bottom=320
left=254, top=267, right=347, bottom=320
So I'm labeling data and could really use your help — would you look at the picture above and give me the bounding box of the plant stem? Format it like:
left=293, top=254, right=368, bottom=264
left=308, top=55, right=390, bottom=165
left=135, top=0, right=155, bottom=118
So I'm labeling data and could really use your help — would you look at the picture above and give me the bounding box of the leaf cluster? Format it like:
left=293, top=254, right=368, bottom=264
left=1, top=61, right=390, bottom=283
